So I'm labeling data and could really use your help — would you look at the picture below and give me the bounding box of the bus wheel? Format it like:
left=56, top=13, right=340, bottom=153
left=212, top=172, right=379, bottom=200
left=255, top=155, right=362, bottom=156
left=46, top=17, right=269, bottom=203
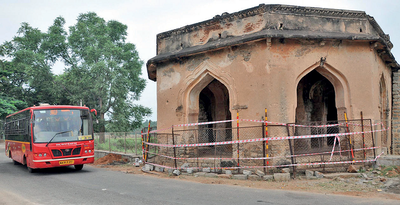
left=27, top=166, right=35, bottom=173
left=13, top=160, right=19, bottom=165
left=74, top=165, right=84, bottom=171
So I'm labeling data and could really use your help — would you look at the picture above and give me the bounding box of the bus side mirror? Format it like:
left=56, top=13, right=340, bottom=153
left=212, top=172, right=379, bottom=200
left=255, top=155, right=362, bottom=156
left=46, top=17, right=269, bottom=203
left=90, top=109, right=97, bottom=116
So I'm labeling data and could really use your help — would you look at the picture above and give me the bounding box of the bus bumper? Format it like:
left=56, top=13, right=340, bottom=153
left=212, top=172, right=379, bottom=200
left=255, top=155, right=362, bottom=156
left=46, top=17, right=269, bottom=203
left=31, top=156, right=95, bottom=169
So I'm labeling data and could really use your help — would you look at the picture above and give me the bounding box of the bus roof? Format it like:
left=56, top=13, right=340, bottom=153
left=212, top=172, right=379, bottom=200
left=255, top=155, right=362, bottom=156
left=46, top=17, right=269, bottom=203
left=6, top=105, right=90, bottom=118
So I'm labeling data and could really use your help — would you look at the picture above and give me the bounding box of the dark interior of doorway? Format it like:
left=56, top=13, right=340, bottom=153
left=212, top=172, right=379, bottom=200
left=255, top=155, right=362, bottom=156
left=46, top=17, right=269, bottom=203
left=297, top=70, right=338, bottom=147
left=198, top=79, right=232, bottom=156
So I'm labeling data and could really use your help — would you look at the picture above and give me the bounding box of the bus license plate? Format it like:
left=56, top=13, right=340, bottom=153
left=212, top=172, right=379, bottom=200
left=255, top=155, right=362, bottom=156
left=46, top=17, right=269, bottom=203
left=59, top=160, right=74, bottom=165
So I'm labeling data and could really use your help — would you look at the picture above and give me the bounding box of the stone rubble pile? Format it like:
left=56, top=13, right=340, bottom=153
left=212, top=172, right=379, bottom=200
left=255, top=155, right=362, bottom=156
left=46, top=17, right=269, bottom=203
left=141, top=163, right=400, bottom=193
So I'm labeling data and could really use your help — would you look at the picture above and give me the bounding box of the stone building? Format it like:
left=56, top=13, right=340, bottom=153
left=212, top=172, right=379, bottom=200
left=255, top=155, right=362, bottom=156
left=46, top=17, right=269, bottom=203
left=147, top=4, right=400, bottom=155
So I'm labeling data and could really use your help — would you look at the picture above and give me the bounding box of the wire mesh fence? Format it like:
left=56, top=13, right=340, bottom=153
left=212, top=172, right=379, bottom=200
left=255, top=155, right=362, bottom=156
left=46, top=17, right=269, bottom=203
left=286, top=119, right=378, bottom=174
left=144, top=119, right=386, bottom=176
left=0, top=119, right=4, bottom=140
left=94, top=132, right=144, bottom=155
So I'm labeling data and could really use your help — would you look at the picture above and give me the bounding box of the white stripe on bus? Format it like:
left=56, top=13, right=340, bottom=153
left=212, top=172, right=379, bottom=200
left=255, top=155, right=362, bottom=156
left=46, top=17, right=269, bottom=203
left=33, top=156, right=94, bottom=162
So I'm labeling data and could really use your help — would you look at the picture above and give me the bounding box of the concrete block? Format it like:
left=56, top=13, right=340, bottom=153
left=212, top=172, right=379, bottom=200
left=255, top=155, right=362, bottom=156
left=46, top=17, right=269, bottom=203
left=181, top=163, right=190, bottom=169
left=202, top=168, right=211, bottom=173
left=248, top=175, right=261, bottom=181
left=205, top=173, right=218, bottom=178
left=187, top=168, right=193, bottom=174
left=167, top=169, right=174, bottom=175
left=218, top=174, right=232, bottom=179
left=274, top=173, right=290, bottom=182
left=323, top=173, right=361, bottom=179
left=232, top=174, right=248, bottom=180
left=314, top=171, right=324, bottom=178
left=154, top=166, right=164, bottom=172
left=305, top=176, right=318, bottom=180
left=173, top=169, right=181, bottom=176
left=281, top=168, right=290, bottom=173
left=305, top=170, right=314, bottom=179
left=134, top=158, right=140, bottom=167
left=263, top=175, right=274, bottom=181
left=144, top=164, right=154, bottom=171
left=377, top=155, right=400, bottom=166
left=231, top=169, right=240, bottom=174
left=194, top=172, right=206, bottom=177
left=243, top=170, right=252, bottom=176
left=256, top=170, right=265, bottom=177
left=224, top=170, right=232, bottom=175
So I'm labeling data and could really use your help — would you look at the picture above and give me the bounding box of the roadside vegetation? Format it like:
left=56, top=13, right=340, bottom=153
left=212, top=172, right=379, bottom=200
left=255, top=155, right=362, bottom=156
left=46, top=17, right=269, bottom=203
left=0, top=12, right=151, bottom=132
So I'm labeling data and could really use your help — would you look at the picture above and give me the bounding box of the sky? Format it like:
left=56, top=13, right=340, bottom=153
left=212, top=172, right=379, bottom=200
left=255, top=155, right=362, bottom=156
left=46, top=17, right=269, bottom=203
left=1, top=0, right=399, bottom=121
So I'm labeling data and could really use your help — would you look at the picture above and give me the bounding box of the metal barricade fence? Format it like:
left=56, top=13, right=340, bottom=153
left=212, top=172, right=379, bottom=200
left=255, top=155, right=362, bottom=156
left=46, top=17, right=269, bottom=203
left=287, top=119, right=377, bottom=174
left=144, top=119, right=385, bottom=176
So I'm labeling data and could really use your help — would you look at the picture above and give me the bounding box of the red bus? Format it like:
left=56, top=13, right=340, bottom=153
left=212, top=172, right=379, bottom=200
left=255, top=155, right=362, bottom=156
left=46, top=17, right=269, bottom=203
left=4, top=104, right=97, bottom=172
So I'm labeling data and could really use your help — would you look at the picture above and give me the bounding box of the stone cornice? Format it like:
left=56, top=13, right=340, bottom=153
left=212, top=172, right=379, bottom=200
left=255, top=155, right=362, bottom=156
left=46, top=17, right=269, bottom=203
left=147, top=4, right=399, bottom=81
left=157, top=4, right=368, bottom=40
left=147, top=29, right=399, bottom=81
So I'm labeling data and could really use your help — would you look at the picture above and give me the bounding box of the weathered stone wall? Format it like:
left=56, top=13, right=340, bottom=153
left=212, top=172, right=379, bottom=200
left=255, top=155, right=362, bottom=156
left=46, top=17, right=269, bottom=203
left=155, top=39, right=390, bottom=129
left=392, top=70, right=400, bottom=154
left=148, top=4, right=398, bottom=156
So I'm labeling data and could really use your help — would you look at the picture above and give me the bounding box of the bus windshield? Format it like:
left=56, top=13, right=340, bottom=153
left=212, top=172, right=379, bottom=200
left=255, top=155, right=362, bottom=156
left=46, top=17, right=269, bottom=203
left=33, top=109, right=92, bottom=143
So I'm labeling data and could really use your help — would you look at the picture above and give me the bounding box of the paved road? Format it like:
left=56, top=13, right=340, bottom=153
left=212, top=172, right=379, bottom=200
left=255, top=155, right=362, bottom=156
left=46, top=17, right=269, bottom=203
left=0, top=142, right=398, bottom=205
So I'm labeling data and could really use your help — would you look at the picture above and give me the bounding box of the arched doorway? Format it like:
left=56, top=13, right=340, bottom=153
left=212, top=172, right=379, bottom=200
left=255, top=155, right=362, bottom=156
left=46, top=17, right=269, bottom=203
left=296, top=69, right=338, bottom=150
left=379, top=75, right=389, bottom=151
left=198, top=79, right=232, bottom=156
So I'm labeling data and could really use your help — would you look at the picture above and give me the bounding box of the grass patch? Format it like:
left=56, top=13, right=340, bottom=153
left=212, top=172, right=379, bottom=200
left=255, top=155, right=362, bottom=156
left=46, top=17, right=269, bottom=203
left=95, top=137, right=158, bottom=155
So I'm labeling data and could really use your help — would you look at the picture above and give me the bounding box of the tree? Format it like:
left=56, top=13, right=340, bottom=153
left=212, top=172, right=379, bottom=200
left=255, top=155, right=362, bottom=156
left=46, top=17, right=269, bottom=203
left=0, top=59, right=28, bottom=118
left=0, top=23, right=57, bottom=107
left=0, top=96, right=27, bottom=119
left=49, top=12, right=151, bottom=133
left=0, top=13, right=150, bottom=133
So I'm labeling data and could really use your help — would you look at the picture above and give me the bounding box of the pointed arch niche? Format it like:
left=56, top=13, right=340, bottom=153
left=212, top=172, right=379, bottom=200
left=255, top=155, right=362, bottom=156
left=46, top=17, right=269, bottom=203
left=295, top=62, right=351, bottom=123
left=177, top=61, right=236, bottom=156
left=294, top=62, right=351, bottom=152
left=178, top=60, right=237, bottom=124
left=379, top=74, right=389, bottom=148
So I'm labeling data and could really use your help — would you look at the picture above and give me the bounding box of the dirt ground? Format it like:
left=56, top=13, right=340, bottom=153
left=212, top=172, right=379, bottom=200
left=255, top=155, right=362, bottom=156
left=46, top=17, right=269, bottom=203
left=91, top=154, right=400, bottom=201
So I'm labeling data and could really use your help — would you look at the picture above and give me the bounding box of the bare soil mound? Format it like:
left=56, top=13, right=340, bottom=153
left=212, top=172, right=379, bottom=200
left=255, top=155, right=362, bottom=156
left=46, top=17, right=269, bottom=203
left=93, top=153, right=128, bottom=165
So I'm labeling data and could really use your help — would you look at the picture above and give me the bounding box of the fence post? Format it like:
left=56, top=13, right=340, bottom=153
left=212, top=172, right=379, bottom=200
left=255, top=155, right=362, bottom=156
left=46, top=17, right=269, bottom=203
left=286, top=125, right=296, bottom=179
left=370, top=119, right=376, bottom=159
left=195, top=129, right=199, bottom=169
left=141, top=130, right=145, bottom=162
left=361, top=112, right=366, bottom=160
left=262, top=117, right=266, bottom=174
left=108, top=133, right=111, bottom=153
left=236, top=111, right=240, bottom=168
left=344, top=112, right=354, bottom=161
left=124, top=132, right=127, bottom=154
left=214, top=141, right=217, bottom=172
left=135, top=133, right=137, bottom=155
left=145, top=121, right=151, bottom=162
left=264, top=108, right=269, bottom=173
left=172, top=126, right=177, bottom=169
